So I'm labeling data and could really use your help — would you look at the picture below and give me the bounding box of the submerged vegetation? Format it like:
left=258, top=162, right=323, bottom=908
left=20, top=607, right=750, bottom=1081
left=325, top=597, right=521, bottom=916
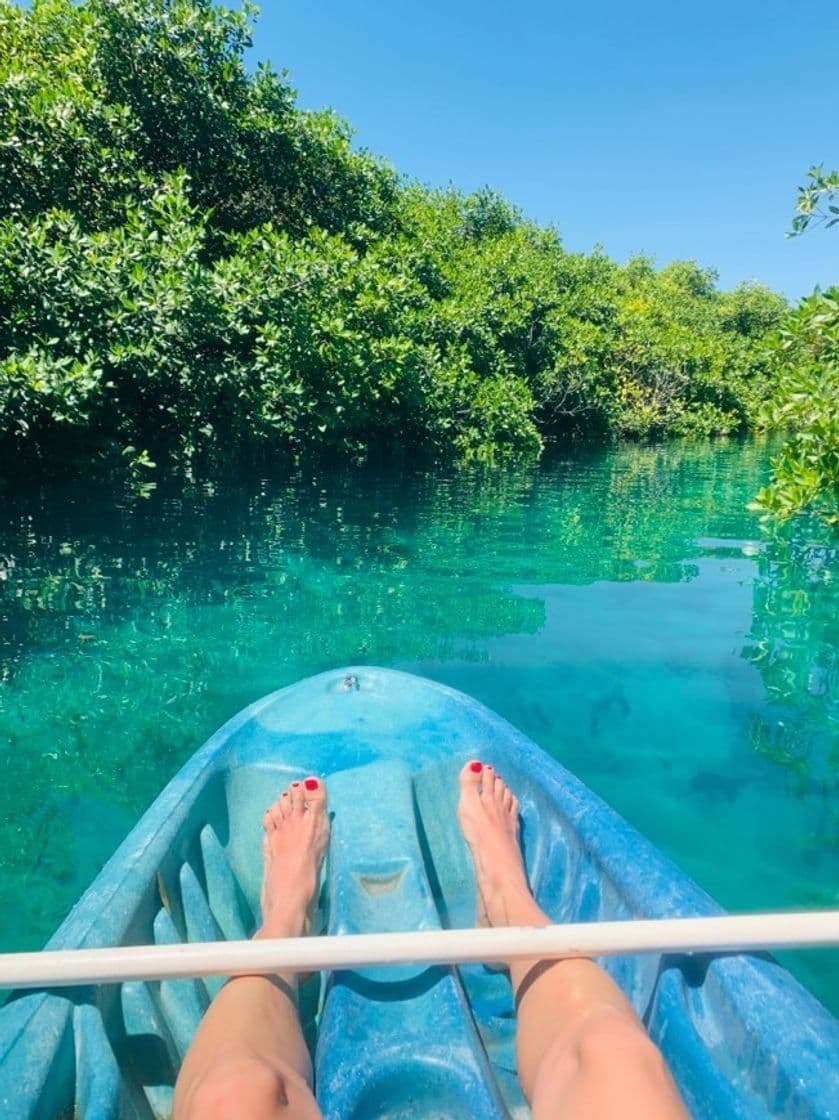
left=0, top=0, right=790, bottom=479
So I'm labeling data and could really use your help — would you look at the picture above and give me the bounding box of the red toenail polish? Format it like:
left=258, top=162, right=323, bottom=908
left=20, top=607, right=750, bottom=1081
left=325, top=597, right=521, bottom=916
left=486, top=765, right=493, bottom=770
left=470, top=761, right=482, bottom=773
left=292, top=782, right=300, bottom=787
left=282, top=791, right=289, bottom=797
left=304, top=778, right=319, bottom=790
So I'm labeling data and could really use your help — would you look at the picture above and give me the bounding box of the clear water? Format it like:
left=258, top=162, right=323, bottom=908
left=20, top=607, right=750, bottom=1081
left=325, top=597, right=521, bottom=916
left=1, top=440, right=837, bottom=1013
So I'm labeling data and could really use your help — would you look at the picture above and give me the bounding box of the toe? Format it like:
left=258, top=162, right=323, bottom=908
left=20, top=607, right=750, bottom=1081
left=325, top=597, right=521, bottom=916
left=279, top=789, right=292, bottom=817
left=480, top=765, right=499, bottom=798
left=492, top=774, right=507, bottom=805
left=460, top=760, right=484, bottom=789
left=302, top=776, right=327, bottom=812
left=289, top=781, right=305, bottom=815
left=479, top=768, right=501, bottom=803
left=264, top=803, right=283, bottom=831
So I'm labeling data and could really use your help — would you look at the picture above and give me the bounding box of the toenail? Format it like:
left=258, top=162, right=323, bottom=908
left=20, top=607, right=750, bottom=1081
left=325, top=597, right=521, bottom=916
left=282, top=791, right=289, bottom=797
left=470, top=761, right=482, bottom=773
left=304, top=778, right=319, bottom=790
left=486, top=765, right=493, bottom=770
left=292, top=782, right=300, bottom=787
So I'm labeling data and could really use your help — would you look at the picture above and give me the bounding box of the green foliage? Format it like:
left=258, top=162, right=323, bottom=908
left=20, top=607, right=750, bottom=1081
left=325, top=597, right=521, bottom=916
left=0, top=0, right=396, bottom=236
left=750, top=165, right=839, bottom=527
left=789, top=165, right=839, bottom=237
left=0, top=0, right=791, bottom=477
left=533, top=255, right=785, bottom=440
left=754, top=290, right=839, bottom=525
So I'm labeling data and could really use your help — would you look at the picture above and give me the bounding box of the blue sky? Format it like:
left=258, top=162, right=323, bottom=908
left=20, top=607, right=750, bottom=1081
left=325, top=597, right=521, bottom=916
left=249, top=0, right=837, bottom=299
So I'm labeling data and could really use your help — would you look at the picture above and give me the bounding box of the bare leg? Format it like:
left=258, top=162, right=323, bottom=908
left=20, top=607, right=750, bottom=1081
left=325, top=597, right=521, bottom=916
left=457, top=761, right=688, bottom=1120
left=173, top=778, right=329, bottom=1120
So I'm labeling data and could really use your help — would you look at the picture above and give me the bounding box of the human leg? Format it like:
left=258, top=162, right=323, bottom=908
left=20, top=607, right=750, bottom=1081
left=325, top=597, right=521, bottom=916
left=173, top=778, right=328, bottom=1120
left=457, top=761, right=688, bottom=1119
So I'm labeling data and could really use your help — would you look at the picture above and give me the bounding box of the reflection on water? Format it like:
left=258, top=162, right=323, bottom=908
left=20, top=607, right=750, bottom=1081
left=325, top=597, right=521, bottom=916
left=746, top=532, right=838, bottom=783
left=1, top=439, right=837, bottom=1011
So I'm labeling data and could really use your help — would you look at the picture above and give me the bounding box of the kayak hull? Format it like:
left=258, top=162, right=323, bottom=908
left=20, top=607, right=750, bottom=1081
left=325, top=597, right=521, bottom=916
left=1, top=667, right=837, bottom=1119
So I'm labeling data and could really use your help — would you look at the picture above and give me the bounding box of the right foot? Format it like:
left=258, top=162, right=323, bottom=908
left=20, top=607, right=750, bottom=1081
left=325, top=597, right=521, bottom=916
left=457, top=760, right=538, bottom=927
left=256, top=777, right=329, bottom=940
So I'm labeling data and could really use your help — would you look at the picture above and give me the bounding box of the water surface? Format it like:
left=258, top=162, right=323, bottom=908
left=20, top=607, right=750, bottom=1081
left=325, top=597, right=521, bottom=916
left=1, top=440, right=837, bottom=1011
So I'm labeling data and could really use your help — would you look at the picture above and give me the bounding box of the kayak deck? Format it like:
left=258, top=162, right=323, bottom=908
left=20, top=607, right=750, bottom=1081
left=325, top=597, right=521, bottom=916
left=1, top=668, right=838, bottom=1119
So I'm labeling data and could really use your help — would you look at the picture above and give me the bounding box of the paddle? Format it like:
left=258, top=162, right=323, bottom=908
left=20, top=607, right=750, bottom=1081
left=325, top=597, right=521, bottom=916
left=2, top=911, right=838, bottom=990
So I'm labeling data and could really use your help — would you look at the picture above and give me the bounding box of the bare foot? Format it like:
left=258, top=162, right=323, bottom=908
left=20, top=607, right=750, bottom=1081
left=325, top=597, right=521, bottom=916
left=256, top=777, right=329, bottom=940
left=457, top=760, right=539, bottom=928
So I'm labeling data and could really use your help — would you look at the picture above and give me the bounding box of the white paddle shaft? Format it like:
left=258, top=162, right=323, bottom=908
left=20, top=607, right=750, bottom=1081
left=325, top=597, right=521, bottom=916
left=2, top=911, right=838, bottom=990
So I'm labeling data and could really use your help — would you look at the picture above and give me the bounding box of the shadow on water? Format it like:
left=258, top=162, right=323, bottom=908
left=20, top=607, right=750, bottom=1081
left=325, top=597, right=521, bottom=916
left=0, top=438, right=837, bottom=1012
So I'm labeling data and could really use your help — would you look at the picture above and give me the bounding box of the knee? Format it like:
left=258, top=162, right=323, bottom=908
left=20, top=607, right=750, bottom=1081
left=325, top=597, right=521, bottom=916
left=529, top=1009, right=684, bottom=1119
left=576, top=1009, right=669, bottom=1081
left=179, top=1055, right=296, bottom=1120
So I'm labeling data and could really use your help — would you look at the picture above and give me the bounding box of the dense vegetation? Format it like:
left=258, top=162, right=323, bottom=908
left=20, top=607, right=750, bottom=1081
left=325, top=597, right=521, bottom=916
left=0, top=0, right=793, bottom=481
left=752, top=167, right=839, bottom=526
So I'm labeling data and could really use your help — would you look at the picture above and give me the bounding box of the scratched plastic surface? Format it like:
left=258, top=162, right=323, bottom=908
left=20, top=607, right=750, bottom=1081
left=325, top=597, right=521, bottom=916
left=1, top=668, right=838, bottom=1119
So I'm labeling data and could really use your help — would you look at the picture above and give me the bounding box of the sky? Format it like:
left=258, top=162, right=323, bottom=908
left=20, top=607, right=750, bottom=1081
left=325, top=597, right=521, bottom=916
left=249, top=0, right=837, bottom=300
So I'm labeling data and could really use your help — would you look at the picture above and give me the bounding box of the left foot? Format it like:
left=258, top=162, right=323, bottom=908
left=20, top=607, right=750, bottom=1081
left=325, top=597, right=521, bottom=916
left=256, top=778, right=329, bottom=940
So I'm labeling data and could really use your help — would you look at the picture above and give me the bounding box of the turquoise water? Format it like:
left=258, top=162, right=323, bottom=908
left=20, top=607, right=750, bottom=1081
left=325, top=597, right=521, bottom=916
left=1, top=440, right=837, bottom=1012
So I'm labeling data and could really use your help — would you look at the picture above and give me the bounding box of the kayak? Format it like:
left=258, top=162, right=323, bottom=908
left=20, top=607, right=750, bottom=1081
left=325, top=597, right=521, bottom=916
left=1, top=666, right=838, bottom=1119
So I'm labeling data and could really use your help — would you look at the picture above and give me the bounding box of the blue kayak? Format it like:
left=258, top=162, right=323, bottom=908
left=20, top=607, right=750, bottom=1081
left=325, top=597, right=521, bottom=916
left=1, top=667, right=838, bottom=1119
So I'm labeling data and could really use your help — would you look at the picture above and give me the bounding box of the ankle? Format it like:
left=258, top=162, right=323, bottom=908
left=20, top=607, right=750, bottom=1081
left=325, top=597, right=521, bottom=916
left=485, top=884, right=546, bottom=928
left=254, top=906, right=308, bottom=941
